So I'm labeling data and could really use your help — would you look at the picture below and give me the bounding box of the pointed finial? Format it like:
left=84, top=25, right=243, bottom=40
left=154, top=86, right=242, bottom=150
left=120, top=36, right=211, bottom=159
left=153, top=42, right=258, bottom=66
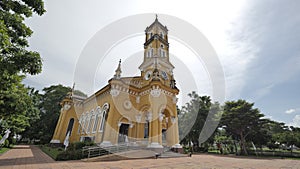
left=72, top=82, right=75, bottom=91
left=114, top=59, right=122, bottom=79
left=155, top=14, right=158, bottom=20
left=71, top=82, right=75, bottom=95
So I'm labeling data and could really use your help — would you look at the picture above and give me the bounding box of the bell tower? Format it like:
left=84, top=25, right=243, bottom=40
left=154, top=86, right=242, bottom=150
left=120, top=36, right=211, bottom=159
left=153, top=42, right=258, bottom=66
left=139, top=15, right=175, bottom=87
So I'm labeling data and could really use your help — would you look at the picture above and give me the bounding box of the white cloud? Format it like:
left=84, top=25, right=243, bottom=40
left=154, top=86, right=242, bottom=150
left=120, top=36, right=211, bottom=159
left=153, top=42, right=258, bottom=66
left=288, top=115, right=300, bottom=127
left=285, top=108, right=300, bottom=114
left=285, top=109, right=296, bottom=114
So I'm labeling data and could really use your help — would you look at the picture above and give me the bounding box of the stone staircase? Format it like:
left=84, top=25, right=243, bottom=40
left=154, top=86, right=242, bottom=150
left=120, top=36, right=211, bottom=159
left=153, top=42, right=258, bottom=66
left=82, top=144, right=186, bottom=161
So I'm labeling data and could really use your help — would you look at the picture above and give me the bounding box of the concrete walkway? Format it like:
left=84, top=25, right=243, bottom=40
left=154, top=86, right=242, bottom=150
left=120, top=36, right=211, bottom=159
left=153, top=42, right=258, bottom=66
left=1, top=145, right=300, bottom=169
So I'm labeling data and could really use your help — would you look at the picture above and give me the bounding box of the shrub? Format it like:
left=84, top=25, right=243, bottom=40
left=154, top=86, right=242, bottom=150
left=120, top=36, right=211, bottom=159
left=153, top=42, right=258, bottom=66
left=56, top=149, right=83, bottom=161
left=67, top=141, right=95, bottom=151
left=55, top=141, right=95, bottom=161
left=57, top=147, right=64, bottom=151
left=3, top=139, right=10, bottom=148
left=11, top=138, right=16, bottom=145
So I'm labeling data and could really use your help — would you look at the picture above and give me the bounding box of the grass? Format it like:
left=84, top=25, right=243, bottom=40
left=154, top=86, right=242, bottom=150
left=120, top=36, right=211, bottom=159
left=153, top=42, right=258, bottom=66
left=0, top=147, right=10, bottom=155
left=40, top=145, right=64, bottom=160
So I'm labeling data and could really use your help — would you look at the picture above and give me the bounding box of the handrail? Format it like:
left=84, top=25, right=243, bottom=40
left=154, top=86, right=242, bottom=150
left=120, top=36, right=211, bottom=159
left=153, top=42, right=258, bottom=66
left=82, top=144, right=148, bottom=159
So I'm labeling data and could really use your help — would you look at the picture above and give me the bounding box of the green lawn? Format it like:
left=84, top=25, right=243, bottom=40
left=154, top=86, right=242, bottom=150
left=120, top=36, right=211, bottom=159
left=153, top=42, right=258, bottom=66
left=0, top=147, right=10, bottom=155
left=40, top=145, right=64, bottom=160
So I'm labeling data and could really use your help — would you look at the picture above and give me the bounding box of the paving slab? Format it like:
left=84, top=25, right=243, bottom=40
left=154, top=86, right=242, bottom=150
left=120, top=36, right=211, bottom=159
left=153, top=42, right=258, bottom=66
left=1, top=145, right=300, bottom=169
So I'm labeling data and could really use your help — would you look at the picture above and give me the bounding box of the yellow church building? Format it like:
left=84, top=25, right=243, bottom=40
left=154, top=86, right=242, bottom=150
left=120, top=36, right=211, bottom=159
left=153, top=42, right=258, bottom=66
left=51, top=17, right=181, bottom=149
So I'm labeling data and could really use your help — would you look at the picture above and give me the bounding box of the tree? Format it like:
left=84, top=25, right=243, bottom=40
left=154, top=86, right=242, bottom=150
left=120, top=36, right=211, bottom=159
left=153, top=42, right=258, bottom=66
left=266, top=121, right=287, bottom=150
left=0, top=0, right=45, bottom=137
left=0, top=75, right=40, bottom=134
left=220, top=100, right=264, bottom=155
left=0, top=0, right=46, bottom=75
left=249, top=118, right=273, bottom=151
left=179, top=92, right=214, bottom=151
left=29, top=85, right=71, bottom=144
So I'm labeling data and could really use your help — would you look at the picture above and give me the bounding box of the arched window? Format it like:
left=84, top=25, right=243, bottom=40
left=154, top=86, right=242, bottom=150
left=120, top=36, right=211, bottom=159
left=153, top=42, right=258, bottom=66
left=144, top=120, right=149, bottom=138
left=93, top=114, right=100, bottom=133
left=93, top=107, right=101, bottom=133
left=147, top=50, right=151, bottom=58
left=78, top=115, right=83, bottom=134
left=151, top=48, right=154, bottom=57
left=81, top=115, right=86, bottom=134
left=99, top=103, right=109, bottom=132
left=99, top=111, right=106, bottom=132
left=160, top=32, right=164, bottom=38
left=87, top=111, right=94, bottom=133
left=66, top=118, right=74, bottom=136
left=84, top=113, right=89, bottom=133
left=159, top=47, right=165, bottom=57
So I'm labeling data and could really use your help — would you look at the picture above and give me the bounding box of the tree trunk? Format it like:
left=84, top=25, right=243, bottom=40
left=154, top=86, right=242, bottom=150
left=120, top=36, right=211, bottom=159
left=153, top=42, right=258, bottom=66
left=234, top=141, right=238, bottom=155
left=240, top=132, right=248, bottom=155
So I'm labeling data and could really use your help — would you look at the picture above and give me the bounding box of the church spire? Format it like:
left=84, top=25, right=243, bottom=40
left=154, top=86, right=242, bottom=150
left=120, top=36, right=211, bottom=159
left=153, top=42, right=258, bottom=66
left=114, top=59, right=122, bottom=79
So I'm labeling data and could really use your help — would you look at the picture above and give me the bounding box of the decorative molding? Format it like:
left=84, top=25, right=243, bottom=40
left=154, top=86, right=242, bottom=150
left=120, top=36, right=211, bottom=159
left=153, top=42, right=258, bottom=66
left=123, top=100, right=132, bottom=110
left=63, top=104, right=71, bottom=111
left=135, top=114, right=142, bottom=123
left=118, top=122, right=122, bottom=127
left=159, top=112, right=164, bottom=122
left=171, top=116, right=176, bottom=124
left=150, top=89, right=161, bottom=97
left=110, top=89, right=120, bottom=97
left=102, top=103, right=109, bottom=111
left=146, top=112, right=152, bottom=121
left=172, top=96, right=178, bottom=104
left=136, top=96, right=140, bottom=103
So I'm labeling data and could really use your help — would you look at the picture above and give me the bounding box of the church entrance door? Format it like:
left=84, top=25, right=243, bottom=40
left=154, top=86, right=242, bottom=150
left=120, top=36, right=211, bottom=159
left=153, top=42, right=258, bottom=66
left=118, top=123, right=129, bottom=144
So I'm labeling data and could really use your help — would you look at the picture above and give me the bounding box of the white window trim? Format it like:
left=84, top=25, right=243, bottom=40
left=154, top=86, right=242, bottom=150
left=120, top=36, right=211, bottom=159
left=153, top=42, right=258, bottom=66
left=92, top=114, right=100, bottom=133
left=84, top=113, right=90, bottom=134
left=87, top=110, right=95, bottom=134
left=99, top=111, right=106, bottom=132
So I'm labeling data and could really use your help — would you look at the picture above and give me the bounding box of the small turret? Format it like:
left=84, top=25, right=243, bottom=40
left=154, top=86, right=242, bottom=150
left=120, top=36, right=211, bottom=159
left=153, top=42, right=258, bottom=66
left=114, top=59, right=122, bottom=79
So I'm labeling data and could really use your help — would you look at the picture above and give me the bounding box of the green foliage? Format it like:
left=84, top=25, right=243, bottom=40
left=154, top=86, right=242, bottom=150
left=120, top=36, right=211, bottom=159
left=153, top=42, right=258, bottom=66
left=56, top=149, right=83, bottom=161
left=40, top=145, right=62, bottom=160
left=69, top=141, right=95, bottom=150
left=220, top=100, right=265, bottom=155
left=4, top=139, right=9, bottom=148
left=0, top=0, right=46, bottom=75
left=179, top=92, right=221, bottom=149
left=41, top=142, right=94, bottom=161
left=0, top=147, right=10, bottom=154
left=21, top=85, right=71, bottom=144
left=0, top=74, right=40, bottom=134
left=179, top=94, right=300, bottom=157
left=56, top=141, right=95, bottom=160
left=0, top=0, right=45, bottom=140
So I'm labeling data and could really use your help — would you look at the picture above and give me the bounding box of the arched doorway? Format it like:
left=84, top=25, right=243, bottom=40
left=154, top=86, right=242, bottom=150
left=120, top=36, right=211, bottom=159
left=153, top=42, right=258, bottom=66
left=160, top=109, right=172, bottom=146
left=117, top=117, right=131, bottom=144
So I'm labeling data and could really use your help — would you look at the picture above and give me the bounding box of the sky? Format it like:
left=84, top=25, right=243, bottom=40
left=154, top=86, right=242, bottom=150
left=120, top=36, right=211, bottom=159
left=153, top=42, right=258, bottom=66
left=24, top=0, right=300, bottom=127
